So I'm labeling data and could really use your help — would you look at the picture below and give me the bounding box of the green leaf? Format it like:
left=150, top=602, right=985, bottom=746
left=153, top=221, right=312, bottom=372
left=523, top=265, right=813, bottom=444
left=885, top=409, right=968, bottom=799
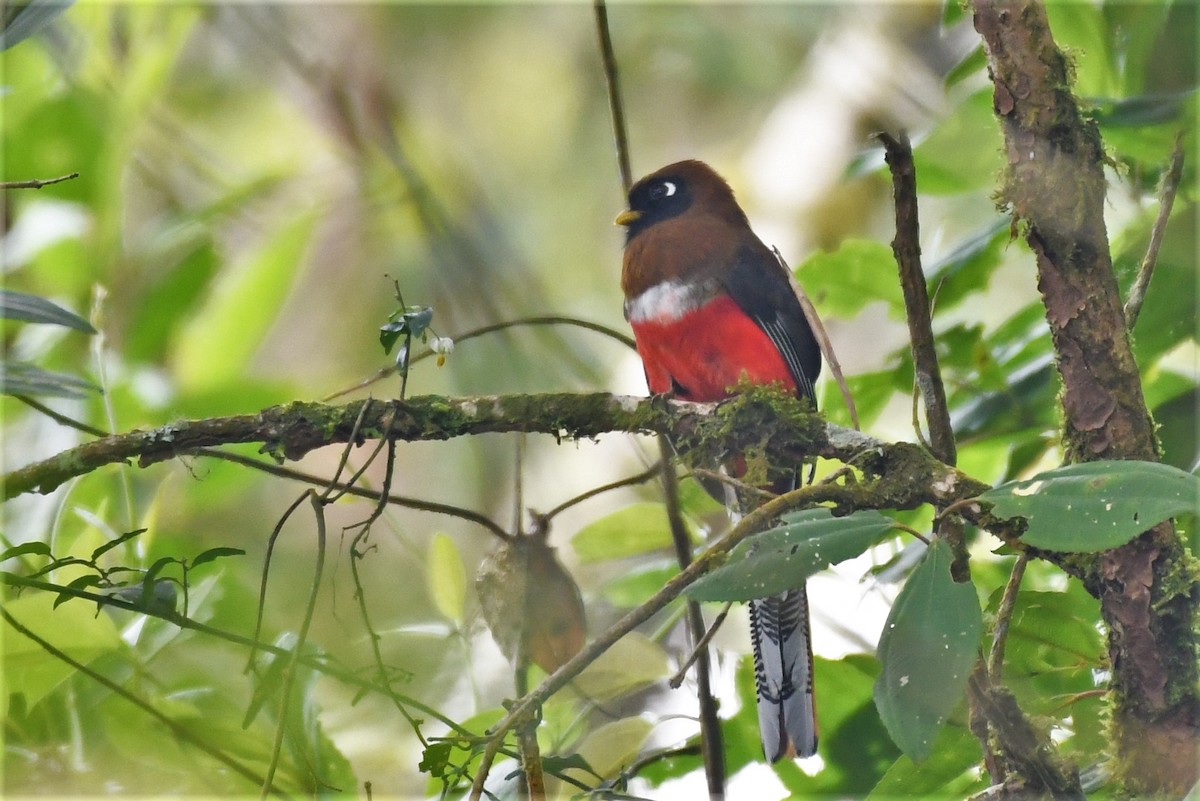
left=427, top=532, right=466, bottom=624
left=572, top=632, right=669, bottom=701
left=380, top=305, right=434, bottom=355
left=911, top=89, right=1004, bottom=194
left=795, top=240, right=904, bottom=319
left=418, top=741, right=454, bottom=778
left=572, top=502, right=692, bottom=563
left=0, top=289, right=96, bottom=332
left=90, top=529, right=148, bottom=562
left=189, top=546, right=246, bottom=569
left=573, top=716, right=653, bottom=779
left=873, top=538, right=981, bottom=762
left=3, top=593, right=121, bottom=710
left=979, top=460, right=1199, bottom=552
left=923, top=218, right=1008, bottom=311
left=172, top=211, right=316, bottom=392
left=601, top=561, right=677, bottom=608
left=687, top=509, right=892, bottom=602
left=1, top=362, right=100, bottom=399
left=866, top=721, right=984, bottom=799
left=1, top=541, right=53, bottom=561
left=54, top=574, right=103, bottom=608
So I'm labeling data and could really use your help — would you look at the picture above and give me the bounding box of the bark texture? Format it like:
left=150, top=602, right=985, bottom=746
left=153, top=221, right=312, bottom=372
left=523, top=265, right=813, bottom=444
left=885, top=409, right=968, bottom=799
left=971, top=1, right=1198, bottom=794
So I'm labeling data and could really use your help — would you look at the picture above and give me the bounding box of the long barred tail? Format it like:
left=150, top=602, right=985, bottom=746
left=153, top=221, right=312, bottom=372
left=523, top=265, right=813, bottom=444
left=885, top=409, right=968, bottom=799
left=749, top=586, right=817, bottom=761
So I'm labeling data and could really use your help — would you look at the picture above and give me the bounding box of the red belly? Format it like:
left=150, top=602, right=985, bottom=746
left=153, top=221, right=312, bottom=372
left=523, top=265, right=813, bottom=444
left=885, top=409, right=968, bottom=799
left=630, top=295, right=797, bottom=401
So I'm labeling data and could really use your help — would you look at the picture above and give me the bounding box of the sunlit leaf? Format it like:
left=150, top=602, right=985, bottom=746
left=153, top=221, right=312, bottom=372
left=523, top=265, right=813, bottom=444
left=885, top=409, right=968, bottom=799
left=874, top=538, right=981, bottom=762
left=796, top=240, right=904, bottom=319
left=866, top=722, right=984, bottom=799
left=687, top=509, right=892, bottom=601
left=572, top=632, right=669, bottom=701
left=572, top=502, right=693, bottom=563
left=3, top=593, right=121, bottom=710
left=572, top=716, right=653, bottom=780
left=173, top=211, right=317, bottom=392
left=911, top=89, right=1004, bottom=194
left=601, top=561, right=676, bottom=608
left=427, top=533, right=466, bottom=625
left=1, top=541, right=53, bottom=561
left=980, top=460, right=1198, bottom=551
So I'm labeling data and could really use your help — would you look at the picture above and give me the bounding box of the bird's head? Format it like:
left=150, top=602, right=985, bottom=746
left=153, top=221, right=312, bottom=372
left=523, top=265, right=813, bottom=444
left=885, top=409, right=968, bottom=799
left=615, top=160, right=747, bottom=243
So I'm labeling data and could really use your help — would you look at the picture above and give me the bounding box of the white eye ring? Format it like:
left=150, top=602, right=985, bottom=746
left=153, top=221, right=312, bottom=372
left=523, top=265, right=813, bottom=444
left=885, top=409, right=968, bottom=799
left=649, top=181, right=676, bottom=201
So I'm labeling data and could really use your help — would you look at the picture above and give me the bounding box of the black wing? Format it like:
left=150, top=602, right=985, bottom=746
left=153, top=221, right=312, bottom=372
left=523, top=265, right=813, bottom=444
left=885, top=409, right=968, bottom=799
left=723, top=243, right=821, bottom=405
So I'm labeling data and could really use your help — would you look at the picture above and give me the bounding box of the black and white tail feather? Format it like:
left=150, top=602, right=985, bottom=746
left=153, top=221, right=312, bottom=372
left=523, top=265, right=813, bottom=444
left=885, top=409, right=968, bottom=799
left=725, top=484, right=818, bottom=762
left=749, top=589, right=817, bottom=760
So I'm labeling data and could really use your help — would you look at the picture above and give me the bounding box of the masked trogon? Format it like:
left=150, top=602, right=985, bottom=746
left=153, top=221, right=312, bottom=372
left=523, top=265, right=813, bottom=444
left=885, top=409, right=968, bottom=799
left=616, top=159, right=822, bottom=762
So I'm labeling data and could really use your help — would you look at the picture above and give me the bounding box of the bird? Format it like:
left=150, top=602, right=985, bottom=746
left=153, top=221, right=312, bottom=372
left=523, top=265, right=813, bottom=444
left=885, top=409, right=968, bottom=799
left=615, top=159, right=822, bottom=762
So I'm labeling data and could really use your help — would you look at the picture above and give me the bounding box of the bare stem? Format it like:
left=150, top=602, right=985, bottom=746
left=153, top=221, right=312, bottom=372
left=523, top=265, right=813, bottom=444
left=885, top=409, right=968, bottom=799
left=593, top=0, right=632, bottom=193
left=1124, top=133, right=1186, bottom=329
left=1, top=172, right=80, bottom=189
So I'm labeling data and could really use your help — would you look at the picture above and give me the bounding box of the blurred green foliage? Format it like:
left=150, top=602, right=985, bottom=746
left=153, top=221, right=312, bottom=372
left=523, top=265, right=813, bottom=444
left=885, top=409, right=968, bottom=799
left=1, top=2, right=1194, bottom=799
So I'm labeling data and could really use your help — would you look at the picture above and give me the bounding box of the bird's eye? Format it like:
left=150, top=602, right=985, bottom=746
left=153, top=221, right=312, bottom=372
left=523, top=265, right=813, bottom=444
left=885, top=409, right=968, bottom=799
left=648, top=181, right=677, bottom=201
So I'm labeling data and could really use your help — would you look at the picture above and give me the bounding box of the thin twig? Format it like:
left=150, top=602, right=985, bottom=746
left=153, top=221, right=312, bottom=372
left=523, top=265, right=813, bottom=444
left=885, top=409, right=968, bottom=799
left=195, top=448, right=511, bottom=542
left=261, top=491, right=327, bottom=800
left=248, top=491, right=310, bottom=672
left=689, top=467, right=778, bottom=501
left=1124, top=133, right=1186, bottom=329
left=538, top=462, right=661, bottom=521
left=347, top=433, right=429, bottom=744
left=668, top=602, right=732, bottom=689
left=14, top=395, right=108, bottom=437
left=877, top=131, right=956, bottom=467
left=0, top=172, right=80, bottom=189
left=323, top=316, right=636, bottom=402
left=593, top=0, right=632, bottom=193
left=988, top=552, right=1029, bottom=681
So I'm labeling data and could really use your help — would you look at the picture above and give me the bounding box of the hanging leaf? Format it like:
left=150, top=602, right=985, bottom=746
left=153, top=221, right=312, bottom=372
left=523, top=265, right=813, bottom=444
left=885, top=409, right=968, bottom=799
left=687, top=509, right=893, bottom=602
left=476, top=536, right=585, bottom=673
left=874, top=538, right=981, bottom=762
left=1, top=362, right=100, bottom=399
left=979, top=460, right=1199, bottom=552
left=189, top=546, right=246, bottom=569
left=0, top=289, right=96, bottom=332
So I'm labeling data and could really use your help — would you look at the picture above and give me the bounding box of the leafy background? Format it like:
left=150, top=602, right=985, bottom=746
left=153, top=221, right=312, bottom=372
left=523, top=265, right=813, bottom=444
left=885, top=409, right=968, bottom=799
left=2, top=3, right=1194, bottom=798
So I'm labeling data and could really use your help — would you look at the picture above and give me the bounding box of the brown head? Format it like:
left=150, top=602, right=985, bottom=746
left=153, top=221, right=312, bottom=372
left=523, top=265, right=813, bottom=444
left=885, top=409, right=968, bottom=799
left=616, top=160, right=761, bottom=298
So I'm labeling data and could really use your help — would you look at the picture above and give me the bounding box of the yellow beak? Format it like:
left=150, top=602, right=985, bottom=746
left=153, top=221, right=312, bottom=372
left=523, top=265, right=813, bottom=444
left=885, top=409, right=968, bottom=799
left=614, top=209, right=642, bottom=226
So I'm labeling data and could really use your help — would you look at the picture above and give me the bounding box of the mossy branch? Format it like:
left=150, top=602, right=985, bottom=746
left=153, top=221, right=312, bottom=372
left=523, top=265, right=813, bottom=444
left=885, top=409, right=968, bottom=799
left=6, top=389, right=992, bottom=515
